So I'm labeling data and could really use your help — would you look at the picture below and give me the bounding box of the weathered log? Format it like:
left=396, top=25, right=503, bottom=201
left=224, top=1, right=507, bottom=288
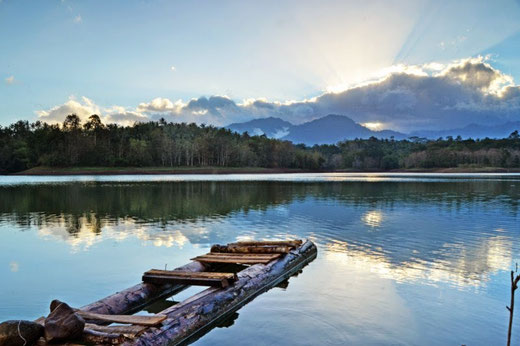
left=80, top=260, right=208, bottom=316
left=211, top=244, right=292, bottom=254
left=126, top=239, right=317, bottom=346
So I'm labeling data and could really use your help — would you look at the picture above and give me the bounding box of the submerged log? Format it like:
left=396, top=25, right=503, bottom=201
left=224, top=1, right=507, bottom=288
left=80, top=261, right=208, bottom=316
left=126, top=239, right=317, bottom=346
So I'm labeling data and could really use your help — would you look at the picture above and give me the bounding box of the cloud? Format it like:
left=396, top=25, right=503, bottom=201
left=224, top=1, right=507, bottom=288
left=9, top=261, right=19, bottom=272
left=36, top=96, right=148, bottom=126
left=73, top=15, right=82, bottom=23
left=36, top=57, right=520, bottom=131
left=5, top=76, right=14, bottom=85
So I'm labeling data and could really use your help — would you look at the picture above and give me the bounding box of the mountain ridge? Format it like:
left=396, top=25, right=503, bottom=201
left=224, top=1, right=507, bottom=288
left=226, top=115, right=520, bottom=145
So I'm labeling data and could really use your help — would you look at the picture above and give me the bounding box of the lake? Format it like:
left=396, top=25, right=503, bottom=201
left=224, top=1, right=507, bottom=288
left=1, top=173, right=519, bottom=345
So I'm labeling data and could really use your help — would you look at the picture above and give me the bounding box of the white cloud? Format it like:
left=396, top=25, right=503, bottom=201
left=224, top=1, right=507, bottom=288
left=9, top=261, right=19, bottom=272
left=73, top=15, right=82, bottom=23
left=5, top=76, right=14, bottom=85
left=36, top=96, right=148, bottom=126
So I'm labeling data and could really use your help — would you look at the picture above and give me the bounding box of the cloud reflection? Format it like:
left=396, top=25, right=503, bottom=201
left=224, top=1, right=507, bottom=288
left=362, top=210, right=383, bottom=227
left=324, top=233, right=513, bottom=289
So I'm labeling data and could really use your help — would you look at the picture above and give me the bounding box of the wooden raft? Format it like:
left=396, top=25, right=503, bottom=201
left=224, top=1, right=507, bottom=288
left=28, top=239, right=314, bottom=345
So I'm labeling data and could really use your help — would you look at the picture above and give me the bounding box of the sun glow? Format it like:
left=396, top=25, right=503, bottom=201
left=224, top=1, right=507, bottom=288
left=362, top=122, right=384, bottom=131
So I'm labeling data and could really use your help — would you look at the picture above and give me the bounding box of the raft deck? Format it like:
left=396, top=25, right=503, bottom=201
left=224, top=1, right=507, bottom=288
left=34, top=239, right=317, bottom=345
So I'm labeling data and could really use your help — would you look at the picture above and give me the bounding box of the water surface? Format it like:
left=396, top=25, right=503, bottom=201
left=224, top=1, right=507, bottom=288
left=1, top=173, right=519, bottom=345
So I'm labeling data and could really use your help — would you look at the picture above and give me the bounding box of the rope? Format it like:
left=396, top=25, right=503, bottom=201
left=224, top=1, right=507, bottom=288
left=17, top=320, right=27, bottom=346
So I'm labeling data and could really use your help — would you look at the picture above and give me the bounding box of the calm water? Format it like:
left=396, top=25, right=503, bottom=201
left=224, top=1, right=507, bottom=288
left=1, top=173, right=519, bottom=345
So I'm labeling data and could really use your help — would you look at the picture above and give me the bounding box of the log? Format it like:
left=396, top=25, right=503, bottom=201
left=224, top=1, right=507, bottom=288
left=75, top=311, right=166, bottom=326
left=79, top=260, right=208, bottom=316
left=125, top=239, right=317, bottom=345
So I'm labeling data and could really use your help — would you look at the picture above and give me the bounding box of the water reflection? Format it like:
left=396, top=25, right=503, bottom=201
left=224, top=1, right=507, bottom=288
left=1, top=180, right=518, bottom=290
left=325, top=232, right=513, bottom=289
left=362, top=210, right=383, bottom=227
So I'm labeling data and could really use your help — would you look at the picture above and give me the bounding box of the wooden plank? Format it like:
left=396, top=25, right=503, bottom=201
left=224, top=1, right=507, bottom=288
left=191, top=256, right=279, bottom=264
left=195, top=253, right=280, bottom=259
left=76, top=311, right=167, bottom=326
left=231, top=240, right=302, bottom=247
left=144, top=270, right=236, bottom=280
left=143, top=274, right=231, bottom=288
left=193, top=253, right=280, bottom=260
left=85, top=323, right=147, bottom=337
left=211, top=244, right=292, bottom=254
left=194, top=253, right=281, bottom=259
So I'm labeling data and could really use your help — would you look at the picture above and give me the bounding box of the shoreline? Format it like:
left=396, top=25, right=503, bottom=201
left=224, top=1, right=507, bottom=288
left=7, top=166, right=520, bottom=176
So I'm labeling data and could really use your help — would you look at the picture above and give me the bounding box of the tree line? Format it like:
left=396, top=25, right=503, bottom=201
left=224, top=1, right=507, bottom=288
left=0, top=114, right=519, bottom=173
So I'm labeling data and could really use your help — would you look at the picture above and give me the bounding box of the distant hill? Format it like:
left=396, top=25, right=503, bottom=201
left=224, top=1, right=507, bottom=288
left=226, top=114, right=406, bottom=145
left=226, top=117, right=293, bottom=138
left=411, top=121, right=520, bottom=139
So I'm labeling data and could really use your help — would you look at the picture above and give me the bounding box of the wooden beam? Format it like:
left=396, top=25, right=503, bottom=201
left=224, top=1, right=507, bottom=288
left=76, top=311, right=166, bottom=326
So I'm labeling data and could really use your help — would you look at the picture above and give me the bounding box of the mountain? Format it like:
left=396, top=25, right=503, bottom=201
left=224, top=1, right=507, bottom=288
left=226, top=117, right=293, bottom=138
left=225, top=114, right=406, bottom=145
left=281, top=114, right=405, bottom=145
left=411, top=121, right=520, bottom=139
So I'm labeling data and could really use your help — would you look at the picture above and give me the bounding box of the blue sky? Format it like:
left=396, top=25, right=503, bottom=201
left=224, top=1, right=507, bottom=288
left=1, top=0, right=520, bottom=131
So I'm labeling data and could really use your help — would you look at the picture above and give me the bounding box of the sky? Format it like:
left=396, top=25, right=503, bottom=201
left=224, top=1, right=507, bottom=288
left=1, top=0, right=520, bottom=132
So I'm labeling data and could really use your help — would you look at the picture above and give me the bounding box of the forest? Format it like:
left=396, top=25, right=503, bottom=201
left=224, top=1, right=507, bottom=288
left=0, top=114, right=519, bottom=173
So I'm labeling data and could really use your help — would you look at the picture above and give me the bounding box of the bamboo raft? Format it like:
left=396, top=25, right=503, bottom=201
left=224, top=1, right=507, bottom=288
left=30, top=239, right=317, bottom=345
